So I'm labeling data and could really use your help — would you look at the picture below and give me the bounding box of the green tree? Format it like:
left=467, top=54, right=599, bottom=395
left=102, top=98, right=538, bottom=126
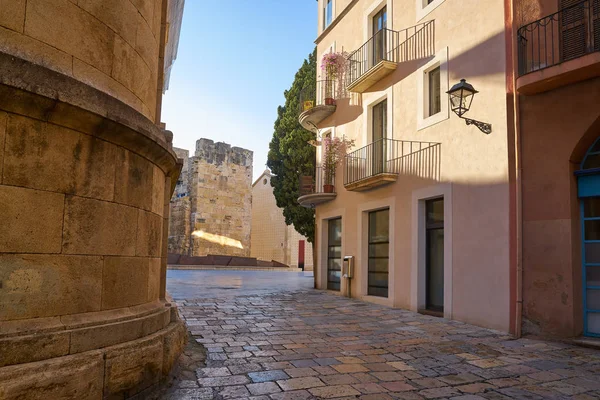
left=267, top=49, right=317, bottom=243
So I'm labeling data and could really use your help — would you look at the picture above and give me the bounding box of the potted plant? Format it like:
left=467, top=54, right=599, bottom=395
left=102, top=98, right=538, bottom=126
left=323, top=136, right=355, bottom=193
left=321, top=52, right=347, bottom=106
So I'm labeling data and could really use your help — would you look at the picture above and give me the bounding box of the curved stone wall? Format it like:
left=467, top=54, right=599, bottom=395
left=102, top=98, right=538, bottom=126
left=0, top=0, right=162, bottom=121
left=0, top=45, right=185, bottom=398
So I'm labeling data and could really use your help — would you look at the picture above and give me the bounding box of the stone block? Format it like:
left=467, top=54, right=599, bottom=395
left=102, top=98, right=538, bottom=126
left=62, top=196, right=138, bottom=256
left=0, top=351, right=104, bottom=399
left=102, top=257, right=149, bottom=310
left=137, top=210, right=163, bottom=257
left=0, top=331, right=70, bottom=367
left=0, top=254, right=103, bottom=321
left=131, top=0, right=155, bottom=27
left=0, top=26, right=73, bottom=77
left=114, top=148, right=154, bottom=211
left=103, top=335, right=163, bottom=398
left=72, top=58, right=148, bottom=120
left=152, top=165, right=165, bottom=216
left=148, top=258, right=161, bottom=301
left=0, top=0, right=26, bottom=32
left=78, top=0, right=138, bottom=45
left=0, top=111, right=6, bottom=182
left=25, top=0, right=115, bottom=74
left=111, top=35, right=137, bottom=90
left=162, top=320, right=187, bottom=375
left=0, top=185, right=64, bottom=253
left=0, top=316, right=63, bottom=338
left=135, top=13, right=158, bottom=73
left=3, top=114, right=117, bottom=200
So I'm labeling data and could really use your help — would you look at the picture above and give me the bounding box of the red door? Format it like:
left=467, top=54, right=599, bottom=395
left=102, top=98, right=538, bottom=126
left=298, top=240, right=305, bottom=271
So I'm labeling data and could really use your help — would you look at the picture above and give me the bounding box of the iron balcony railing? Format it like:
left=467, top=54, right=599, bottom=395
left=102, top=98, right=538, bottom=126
left=518, top=0, right=600, bottom=76
left=344, top=138, right=441, bottom=186
left=299, top=166, right=335, bottom=196
left=347, top=21, right=435, bottom=86
left=298, top=79, right=338, bottom=114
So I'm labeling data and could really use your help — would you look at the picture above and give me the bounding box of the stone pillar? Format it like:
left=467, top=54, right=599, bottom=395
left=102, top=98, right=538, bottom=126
left=0, top=0, right=186, bottom=398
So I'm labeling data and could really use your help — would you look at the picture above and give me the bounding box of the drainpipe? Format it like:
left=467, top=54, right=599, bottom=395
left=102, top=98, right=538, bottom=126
left=507, top=0, right=523, bottom=338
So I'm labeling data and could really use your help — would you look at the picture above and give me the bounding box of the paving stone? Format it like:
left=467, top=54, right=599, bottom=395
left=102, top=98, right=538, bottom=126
left=285, top=367, right=318, bottom=378
left=381, top=381, right=416, bottom=392
left=248, top=370, right=289, bottom=383
left=419, top=386, right=460, bottom=398
left=197, top=375, right=249, bottom=387
left=196, top=367, right=231, bottom=377
left=246, top=381, right=282, bottom=395
left=168, top=273, right=600, bottom=400
left=308, top=384, right=361, bottom=398
left=277, top=377, right=325, bottom=391
left=352, top=382, right=389, bottom=394
left=228, top=363, right=263, bottom=374
left=218, top=384, right=250, bottom=398
left=269, top=390, right=314, bottom=400
left=333, top=363, right=370, bottom=373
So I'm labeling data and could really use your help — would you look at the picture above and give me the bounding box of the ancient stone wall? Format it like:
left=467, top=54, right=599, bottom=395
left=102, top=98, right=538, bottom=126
left=0, top=1, right=187, bottom=398
left=169, top=139, right=253, bottom=257
left=0, top=0, right=166, bottom=121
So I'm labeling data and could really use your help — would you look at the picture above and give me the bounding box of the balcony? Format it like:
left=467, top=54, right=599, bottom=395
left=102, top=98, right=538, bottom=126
left=517, top=0, right=600, bottom=95
left=346, top=21, right=435, bottom=93
left=298, top=80, right=338, bottom=132
left=297, top=166, right=337, bottom=208
left=344, top=139, right=441, bottom=192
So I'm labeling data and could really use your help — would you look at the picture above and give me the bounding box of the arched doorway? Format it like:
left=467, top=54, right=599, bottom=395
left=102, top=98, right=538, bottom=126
left=577, top=137, right=600, bottom=337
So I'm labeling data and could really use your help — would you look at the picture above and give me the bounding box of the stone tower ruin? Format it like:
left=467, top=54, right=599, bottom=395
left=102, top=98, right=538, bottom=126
left=169, top=139, right=253, bottom=257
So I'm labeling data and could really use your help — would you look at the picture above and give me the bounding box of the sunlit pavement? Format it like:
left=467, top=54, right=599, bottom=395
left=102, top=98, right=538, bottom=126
left=165, top=270, right=600, bottom=399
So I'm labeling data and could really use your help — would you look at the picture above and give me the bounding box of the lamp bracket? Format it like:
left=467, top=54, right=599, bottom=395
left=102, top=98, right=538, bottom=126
left=460, top=116, right=492, bottom=135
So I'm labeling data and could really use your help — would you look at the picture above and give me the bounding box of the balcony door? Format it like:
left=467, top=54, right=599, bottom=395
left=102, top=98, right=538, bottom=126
left=372, top=100, right=387, bottom=176
left=372, top=6, right=387, bottom=67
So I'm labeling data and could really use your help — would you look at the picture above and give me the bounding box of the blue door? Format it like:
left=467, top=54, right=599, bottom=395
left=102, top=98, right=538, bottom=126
left=578, top=137, right=600, bottom=337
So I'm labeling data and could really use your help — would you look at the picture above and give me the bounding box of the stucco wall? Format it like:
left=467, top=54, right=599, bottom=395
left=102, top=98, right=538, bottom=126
left=0, top=0, right=164, bottom=121
left=519, top=77, right=600, bottom=336
left=313, top=0, right=511, bottom=332
left=250, top=171, right=314, bottom=268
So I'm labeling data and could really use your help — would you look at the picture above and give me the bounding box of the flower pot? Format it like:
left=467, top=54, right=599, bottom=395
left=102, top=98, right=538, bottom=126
left=323, top=184, right=335, bottom=193
left=325, top=97, right=335, bottom=106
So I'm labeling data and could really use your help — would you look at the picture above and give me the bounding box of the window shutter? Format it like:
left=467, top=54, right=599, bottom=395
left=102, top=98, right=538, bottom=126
left=594, top=0, right=600, bottom=51
left=560, top=0, right=588, bottom=61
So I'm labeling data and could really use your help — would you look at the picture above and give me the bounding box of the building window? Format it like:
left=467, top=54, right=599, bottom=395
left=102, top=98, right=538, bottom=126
left=417, top=0, right=446, bottom=21
left=417, top=47, right=449, bottom=131
left=368, top=209, right=389, bottom=297
left=327, top=218, right=342, bottom=291
left=427, top=66, right=441, bottom=117
left=324, top=0, right=333, bottom=29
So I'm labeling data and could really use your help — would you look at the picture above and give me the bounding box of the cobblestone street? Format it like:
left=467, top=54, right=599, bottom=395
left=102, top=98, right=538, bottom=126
left=164, top=271, right=600, bottom=399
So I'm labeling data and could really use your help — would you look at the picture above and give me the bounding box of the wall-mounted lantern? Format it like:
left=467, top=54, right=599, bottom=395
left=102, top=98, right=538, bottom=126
left=447, top=79, right=492, bottom=134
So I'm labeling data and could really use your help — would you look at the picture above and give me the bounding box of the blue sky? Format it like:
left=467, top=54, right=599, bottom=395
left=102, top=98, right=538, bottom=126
left=162, top=1, right=317, bottom=180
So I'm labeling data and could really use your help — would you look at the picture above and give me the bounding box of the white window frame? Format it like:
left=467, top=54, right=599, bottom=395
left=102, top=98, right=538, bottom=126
left=416, top=0, right=446, bottom=21
left=323, top=0, right=335, bottom=30
left=363, top=87, right=393, bottom=147
left=357, top=197, right=395, bottom=307
left=319, top=208, right=346, bottom=294
left=417, top=47, right=449, bottom=131
left=410, top=183, right=453, bottom=320
left=364, top=0, right=393, bottom=43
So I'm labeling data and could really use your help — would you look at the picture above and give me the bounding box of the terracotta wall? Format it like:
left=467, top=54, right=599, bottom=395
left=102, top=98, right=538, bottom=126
left=0, top=0, right=163, bottom=120
left=519, top=77, right=600, bottom=336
